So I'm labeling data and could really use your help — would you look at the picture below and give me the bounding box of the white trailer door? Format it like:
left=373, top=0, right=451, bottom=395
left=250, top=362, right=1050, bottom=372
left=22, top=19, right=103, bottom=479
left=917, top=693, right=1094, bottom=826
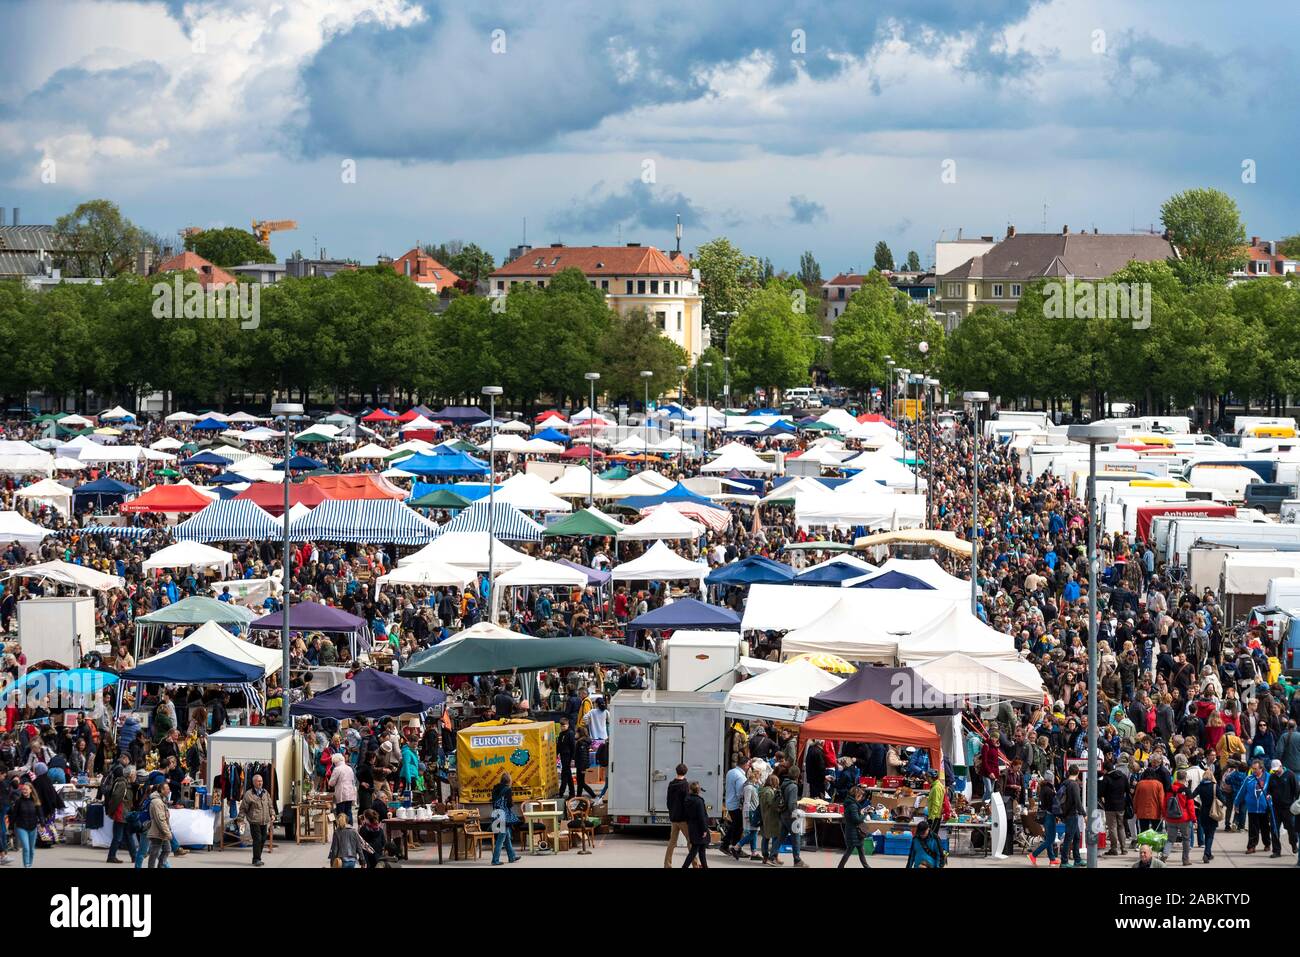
left=648, top=723, right=686, bottom=814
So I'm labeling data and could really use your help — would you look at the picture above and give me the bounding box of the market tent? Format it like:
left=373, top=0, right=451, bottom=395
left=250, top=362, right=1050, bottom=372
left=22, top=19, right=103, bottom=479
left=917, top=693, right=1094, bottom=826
left=341, top=443, right=394, bottom=461
left=292, top=668, right=445, bottom=719
left=407, top=488, right=472, bottom=510
left=554, top=558, right=611, bottom=585
left=837, top=452, right=919, bottom=488
left=611, top=541, right=708, bottom=582
left=180, top=451, right=233, bottom=467
left=779, top=597, right=906, bottom=662
left=120, top=483, right=213, bottom=514
left=233, top=482, right=329, bottom=516
left=375, top=561, right=472, bottom=591
left=494, top=557, right=589, bottom=589
left=76, top=443, right=145, bottom=466
left=494, top=472, right=572, bottom=512
left=616, top=507, right=705, bottom=541
left=14, top=478, right=74, bottom=517
left=0, top=440, right=55, bottom=476
left=701, top=444, right=778, bottom=474
left=848, top=569, right=936, bottom=591
left=794, top=490, right=926, bottom=531
left=534, top=427, right=569, bottom=443
left=561, top=445, right=605, bottom=461
left=896, top=605, right=1019, bottom=663
left=192, top=417, right=228, bottom=431
left=398, top=532, right=527, bottom=572
left=165, top=412, right=199, bottom=424
left=141, top=540, right=234, bottom=573
left=433, top=406, right=490, bottom=424
left=250, top=601, right=368, bottom=653
left=626, top=596, right=739, bottom=633
left=547, top=467, right=615, bottom=499
left=705, top=555, right=795, bottom=587
left=0, top=511, right=53, bottom=547
left=135, top=595, right=257, bottom=629
left=797, top=698, right=941, bottom=767
left=141, top=620, right=281, bottom=678
left=853, top=529, right=973, bottom=559
left=0, top=668, right=118, bottom=703
left=849, top=557, right=969, bottom=597
left=433, top=499, right=544, bottom=542
left=542, top=507, right=625, bottom=538
left=272, top=455, right=326, bottom=471
left=289, top=499, right=440, bottom=545
left=793, top=555, right=878, bottom=586
left=121, top=644, right=262, bottom=684
left=403, top=633, right=657, bottom=676
left=620, top=481, right=719, bottom=512
left=912, top=652, right=1045, bottom=705
left=362, top=408, right=398, bottom=423
left=172, top=499, right=281, bottom=542
left=304, top=473, right=408, bottom=501
left=604, top=470, right=675, bottom=499
left=760, top=476, right=834, bottom=505
left=397, top=450, right=490, bottom=477
left=4, top=559, right=125, bottom=591
left=742, top=580, right=960, bottom=633
left=726, top=659, right=843, bottom=708
left=808, top=665, right=958, bottom=716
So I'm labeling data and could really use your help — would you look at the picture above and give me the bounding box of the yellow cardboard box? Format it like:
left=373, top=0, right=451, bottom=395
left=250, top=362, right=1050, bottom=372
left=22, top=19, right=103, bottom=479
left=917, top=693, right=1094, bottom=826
left=456, top=719, right=558, bottom=803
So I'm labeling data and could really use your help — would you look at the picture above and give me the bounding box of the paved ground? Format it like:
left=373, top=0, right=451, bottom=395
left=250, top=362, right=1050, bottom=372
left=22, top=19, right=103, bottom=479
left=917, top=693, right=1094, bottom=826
left=17, top=821, right=1300, bottom=869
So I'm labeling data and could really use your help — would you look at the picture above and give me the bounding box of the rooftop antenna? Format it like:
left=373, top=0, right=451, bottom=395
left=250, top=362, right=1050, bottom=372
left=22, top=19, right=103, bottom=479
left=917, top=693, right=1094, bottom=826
left=675, top=212, right=682, bottom=253
left=522, top=217, right=527, bottom=245
left=1042, top=202, right=1048, bottom=232
left=617, top=223, right=622, bottom=245
left=313, top=236, right=318, bottom=257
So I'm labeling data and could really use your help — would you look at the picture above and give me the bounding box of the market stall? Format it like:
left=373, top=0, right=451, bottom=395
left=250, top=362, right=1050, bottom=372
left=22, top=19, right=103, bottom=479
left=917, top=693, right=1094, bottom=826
left=456, top=718, right=558, bottom=803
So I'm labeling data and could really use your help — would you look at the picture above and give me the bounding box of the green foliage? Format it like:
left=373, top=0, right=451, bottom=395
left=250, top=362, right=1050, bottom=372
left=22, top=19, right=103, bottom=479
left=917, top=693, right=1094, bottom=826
left=1160, top=188, right=1247, bottom=286
left=798, top=251, right=822, bottom=287
left=597, top=308, right=688, bottom=406
left=905, top=250, right=921, bottom=272
left=184, top=227, right=276, bottom=268
left=728, top=281, right=816, bottom=397
left=694, top=237, right=762, bottom=345
left=873, top=241, right=895, bottom=272
left=1279, top=235, right=1300, bottom=259
left=53, top=199, right=146, bottom=278
left=830, top=272, right=898, bottom=388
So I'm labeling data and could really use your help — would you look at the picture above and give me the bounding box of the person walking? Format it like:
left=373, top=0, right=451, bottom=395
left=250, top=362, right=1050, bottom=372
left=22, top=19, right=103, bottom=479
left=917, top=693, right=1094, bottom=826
left=720, top=758, right=749, bottom=856
left=1233, top=760, right=1274, bottom=854
left=146, top=782, right=173, bottom=869
left=490, top=771, right=521, bottom=865
left=573, top=725, right=596, bottom=798
left=327, top=752, right=357, bottom=824
left=758, top=774, right=783, bottom=865
left=557, top=718, right=576, bottom=800
left=837, top=784, right=871, bottom=868
left=1192, top=767, right=1221, bottom=863
left=1163, top=769, right=1196, bottom=865
left=238, top=772, right=275, bottom=867
left=8, top=779, right=40, bottom=868
left=104, top=765, right=139, bottom=864
left=1101, top=759, right=1130, bottom=855
left=663, top=763, right=692, bottom=868
left=1027, top=770, right=1058, bottom=866
left=327, top=812, right=363, bottom=869
left=732, top=765, right=762, bottom=861
left=1058, top=766, right=1084, bottom=869
left=775, top=767, right=807, bottom=868
left=681, top=782, right=711, bottom=869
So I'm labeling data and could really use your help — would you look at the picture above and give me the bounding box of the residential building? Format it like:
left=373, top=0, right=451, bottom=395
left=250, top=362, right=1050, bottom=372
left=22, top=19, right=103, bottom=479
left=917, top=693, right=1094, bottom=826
left=385, top=247, right=460, bottom=293
left=230, top=261, right=287, bottom=284
left=285, top=251, right=357, bottom=279
left=0, top=210, right=75, bottom=281
left=821, top=270, right=936, bottom=319
left=153, top=250, right=236, bottom=289
left=934, top=234, right=997, bottom=277
left=489, top=242, right=703, bottom=357
left=934, top=225, right=1176, bottom=329
left=1233, top=237, right=1298, bottom=280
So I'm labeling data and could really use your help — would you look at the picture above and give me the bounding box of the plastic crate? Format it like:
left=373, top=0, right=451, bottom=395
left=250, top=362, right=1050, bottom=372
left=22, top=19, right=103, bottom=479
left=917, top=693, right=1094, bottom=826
left=883, top=834, right=950, bottom=856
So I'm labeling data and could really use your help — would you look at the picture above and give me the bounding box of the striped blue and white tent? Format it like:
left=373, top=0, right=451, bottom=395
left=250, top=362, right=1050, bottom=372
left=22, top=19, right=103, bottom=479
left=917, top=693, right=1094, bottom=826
left=172, top=499, right=281, bottom=543
left=288, top=499, right=440, bottom=545
left=432, top=499, right=543, bottom=542
left=58, top=525, right=156, bottom=541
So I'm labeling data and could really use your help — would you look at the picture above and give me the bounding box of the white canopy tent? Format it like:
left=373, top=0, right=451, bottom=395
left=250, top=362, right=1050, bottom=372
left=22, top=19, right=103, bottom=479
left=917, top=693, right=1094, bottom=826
left=837, top=452, right=920, bottom=488
left=375, top=560, right=473, bottom=592
left=779, top=597, right=909, bottom=662
left=150, top=437, right=185, bottom=451
left=896, top=606, right=1020, bottom=663
left=726, top=658, right=843, bottom=708
left=846, top=558, right=970, bottom=598
left=398, top=532, right=527, bottom=572
left=141, top=541, right=234, bottom=574
left=52, top=456, right=88, bottom=471
left=817, top=409, right=860, bottom=433
left=794, top=491, right=925, bottom=530
left=5, top=559, right=124, bottom=591
left=165, top=411, right=199, bottom=423
left=913, top=652, right=1045, bottom=705
left=701, top=444, right=779, bottom=474
left=0, top=440, right=55, bottom=476
left=611, top=541, right=708, bottom=582
left=15, top=478, right=74, bottom=517
left=617, top=507, right=706, bottom=541
left=0, top=511, right=53, bottom=547
left=140, top=620, right=282, bottom=678
left=522, top=438, right=565, bottom=455
left=77, top=444, right=144, bottom=466
left=494, top=473, right=572, bottom=512
left=605, top=470, right=675, bottom=499
left=742, top=583, right=960, bottom=633
left=493, top=558, right=589, bottom=589
left=547, top=466, right=616, bottom=499
left=58, top=413, right=93, bottom=427
left=341, top=443, right=394, bottom=461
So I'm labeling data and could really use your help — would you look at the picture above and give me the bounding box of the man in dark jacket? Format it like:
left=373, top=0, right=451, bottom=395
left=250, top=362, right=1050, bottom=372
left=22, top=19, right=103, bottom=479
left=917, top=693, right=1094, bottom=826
left=804, top=740, right=828, bottom=799
left=1100, top=759, right=1130, bottom=855
left=1266, top=760, right=1298, bottom=857
left=1058, top=766, right=1084, bottom=868
left=663, top=764, right=695, bottom=868
left=556, top=719, right=575, bottom=799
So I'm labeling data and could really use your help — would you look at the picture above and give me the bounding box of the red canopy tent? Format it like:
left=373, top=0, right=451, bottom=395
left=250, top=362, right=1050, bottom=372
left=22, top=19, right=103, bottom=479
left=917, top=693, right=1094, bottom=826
left=233, top=482, right=329, bottom=516
left=798, top=699, right=941, bottom=768
left=120, top=484, right=214, bottom=514
left=304, top=473, right=406, bottom=501
left=361, top=409, right=397, bottom=423
left=561, top=445, right=606, bottom=460
left=856, top=413, right=896, bottom=427
left=535, top=410, right=567, bottom=423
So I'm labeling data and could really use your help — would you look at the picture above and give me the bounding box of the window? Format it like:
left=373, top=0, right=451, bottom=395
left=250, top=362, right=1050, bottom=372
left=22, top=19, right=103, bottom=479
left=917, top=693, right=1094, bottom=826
left=992, top=283, right=1004, bottom=298
left=601, top=279, right=609, bottom=290
left=673, top=280, right=679, bottom=294
left=838, top=287, right=845, bottom=299
left=655, top=311, right=666, bottom=330
left=676, top=311, right=682, bottom=331
left=637, top=280, right=646, bottom=294
left=589, top=280, right=596, bottom=287
left=496, top=280, right=504, bottom=291
left=1254, top=260, right=1270, bottom=275
left=1011, top=283, right=1022, bottom=298
left=650, top=280, right=659, bottom=294
left=537, top=280, right=545, bottom=288
left=626, top=280, right=633, bottom=294
left=946, top=283, right=961, bottom=297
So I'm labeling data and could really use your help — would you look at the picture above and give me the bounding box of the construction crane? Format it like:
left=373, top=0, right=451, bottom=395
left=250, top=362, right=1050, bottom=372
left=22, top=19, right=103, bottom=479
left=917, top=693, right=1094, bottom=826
left=251, top=219, right=298, bottom=247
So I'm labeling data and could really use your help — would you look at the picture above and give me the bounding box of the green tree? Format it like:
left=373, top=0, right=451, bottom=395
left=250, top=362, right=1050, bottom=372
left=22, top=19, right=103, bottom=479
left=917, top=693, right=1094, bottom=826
left=905, top=250, right=921, bottom=272
left=1279, top=235, right=1300, bottom=259
left=830, top=272, right=898, bottom=388
left=728, top=282, right=816, bottom=399
left=184, top=227, right=275, bottom=268
left=1160, top=188, right=1247, bottom=286
left=873, top=241, right=895, bottom=272
left=942, top=305, right=1018, bottom=398
left=694, top=237, right=762, bottom=348
left=598, top=308, right=688, bottom=407
left=798, top=251, right=822, bottom=287
left=446, top=243, right=496, bottom=288
left=53, top=199, right=146, bottom=278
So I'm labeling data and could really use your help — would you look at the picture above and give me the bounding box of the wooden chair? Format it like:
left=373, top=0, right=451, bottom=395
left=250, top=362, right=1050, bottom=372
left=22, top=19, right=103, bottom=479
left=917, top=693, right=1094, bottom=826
left=566, top=798, right=595, bottom=855
left=462, top=815, right=495, bottom=860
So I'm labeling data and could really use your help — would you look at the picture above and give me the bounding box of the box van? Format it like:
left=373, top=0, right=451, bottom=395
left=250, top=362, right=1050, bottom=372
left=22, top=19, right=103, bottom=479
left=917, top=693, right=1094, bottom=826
left=1184, top=463, right=1261, bottom=503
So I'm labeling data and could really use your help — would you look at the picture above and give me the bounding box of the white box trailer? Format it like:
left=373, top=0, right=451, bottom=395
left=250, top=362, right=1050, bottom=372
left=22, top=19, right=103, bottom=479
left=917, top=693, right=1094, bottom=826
left=1265, top=577, right=1300, bottom=610
left=664, top=630, right=741, bottom=693
left=1166, top=517, right=1299, bottom=565
left=606, top=690, right=726, bottom=826
left=17, top=596, right=96, bottom=667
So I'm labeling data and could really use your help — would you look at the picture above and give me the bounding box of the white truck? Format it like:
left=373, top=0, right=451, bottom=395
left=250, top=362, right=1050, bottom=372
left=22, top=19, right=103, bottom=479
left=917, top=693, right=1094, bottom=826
left=663, top=631, right=741, bottom=693
left=17, top=596, right=96, bottom=668
left=1163, top=517, right=1300, bottom=565
left=606, top=690, right=726, bottom=826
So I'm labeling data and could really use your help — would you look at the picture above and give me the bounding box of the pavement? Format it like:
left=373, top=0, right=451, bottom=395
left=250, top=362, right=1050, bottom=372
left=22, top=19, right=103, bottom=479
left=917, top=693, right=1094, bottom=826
left=16, top=821, right=1300, bottom=869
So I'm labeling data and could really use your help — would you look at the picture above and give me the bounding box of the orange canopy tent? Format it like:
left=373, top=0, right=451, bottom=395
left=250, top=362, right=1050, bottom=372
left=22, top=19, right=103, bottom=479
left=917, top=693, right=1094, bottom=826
left=797, top=698, right=941, bottom=767
left=119, top=484, right=213, bottom=514
left=303, top=473, right=406, bottom=501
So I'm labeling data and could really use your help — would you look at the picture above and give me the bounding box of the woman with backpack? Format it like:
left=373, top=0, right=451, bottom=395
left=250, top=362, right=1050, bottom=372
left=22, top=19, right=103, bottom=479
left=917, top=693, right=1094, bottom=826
left=1192, top=766, right=1221, bottom=863
left=730, top=764, right=762, bottom=861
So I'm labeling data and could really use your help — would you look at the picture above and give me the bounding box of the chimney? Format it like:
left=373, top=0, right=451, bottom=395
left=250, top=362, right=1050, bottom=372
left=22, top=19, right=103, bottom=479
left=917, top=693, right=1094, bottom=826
left=12, top=208, right=19, bottom=227
left=675, top=213, right=683, bottom=253
left=1006, top=225, right=1015, bottom=239
left=1062, top=225, right=1069, bottom=235
left=1268, top=241, right=1277, bottom=255
left=1161, top=229, right=1171, bottom=242
left=1251, top=236, right=1260, bottom=246
left=0, top=208, right=6, bottom=227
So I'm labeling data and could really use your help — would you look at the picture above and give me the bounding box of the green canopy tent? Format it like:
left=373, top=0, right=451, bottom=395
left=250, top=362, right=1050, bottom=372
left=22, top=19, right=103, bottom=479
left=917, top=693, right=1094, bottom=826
left=542, top=507, right=624, bottom=538
left=133, top=595, right=258, bottom=660
left=294, top=432, right=336, bottom=444
left=598, top=465, right=630, bottom=481
left=402, top=634, right=657, bottom=676
left=408, top=488, right=472, bottom=510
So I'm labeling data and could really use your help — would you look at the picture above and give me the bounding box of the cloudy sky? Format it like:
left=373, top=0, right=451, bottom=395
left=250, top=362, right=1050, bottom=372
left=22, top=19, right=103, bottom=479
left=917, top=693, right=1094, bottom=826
left=1, top=0, right=1295, bottom=274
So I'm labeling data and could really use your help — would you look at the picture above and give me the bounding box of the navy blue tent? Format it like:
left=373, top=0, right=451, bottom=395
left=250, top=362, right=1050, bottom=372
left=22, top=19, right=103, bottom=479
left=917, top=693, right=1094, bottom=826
left=180, top=451, right=233, bottom=467
left=808, top=666, right=957, bottom=716
left=291, top=668, right=444, bottom=719
left=620, top=482, right=718, bottom=511
left=120, top=645, right=262, bottom=684
left=434, top=406, right=490, bottom=424
left=706, top=555, right=795, bottom=587
left=191, top=417, right=227, bottom=430
left=626, top=598, right=740, bottom=634
left=273, top=455, right=326, bottom=471
left=72, top=476, right=138, bottom=510
left=794, top=562, right=868, bottom=587
left=207, top=471, right=253, bottom=486
left=849, top=570, right=935, bottom=590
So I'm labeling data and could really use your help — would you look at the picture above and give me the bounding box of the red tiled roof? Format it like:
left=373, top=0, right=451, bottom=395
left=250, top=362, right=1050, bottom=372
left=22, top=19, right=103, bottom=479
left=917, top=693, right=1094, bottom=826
left=155, top=251, right=236, bottom=288
left=825, top=273, right=866, bottom=286
left=389, top=248, right=461, bottom=291
left=491, top=245, right=691, bottom=278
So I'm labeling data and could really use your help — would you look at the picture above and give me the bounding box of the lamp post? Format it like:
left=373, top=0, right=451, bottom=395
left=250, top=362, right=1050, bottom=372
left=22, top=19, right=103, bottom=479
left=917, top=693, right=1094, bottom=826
left=482, top=385, right=503, bottom=618
left=584, top=373, right=600, bottom=506
left=270, top=399, right=303, bottom=727
left=963, top=391, right=989, bottom=618
left=883, top=355, right=893, bottom=416
left=925, top=376, right=939, bottom=527
left=915, top=342, right=928, bottom=496
left=640, top=371, right=654, bottom=466
left=702, top=361, right=713, bottom=456
left=1067, top=421, right=1119, bottom=870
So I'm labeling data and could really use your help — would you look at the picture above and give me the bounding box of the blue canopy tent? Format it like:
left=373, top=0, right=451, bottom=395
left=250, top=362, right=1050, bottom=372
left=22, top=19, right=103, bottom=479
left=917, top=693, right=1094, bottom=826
left=794, top=562, right=868, bottom=587
left=172, top=498, right=282, bottom=543
left=849, top=570, right=936, bottom=590
left=180, top=451, right=233, bottom=467
left=0, top=668, right=118, bottom=705
left=121, top=645, right=262, bottom=684
left=408, top=481, right=497, bottom=502
left=272, top=454, right=326, bottom=471
left=705, top=555, right=795, bottom=587
left=72, top=476, right=138, bottom=511
left=433, top=406, right=490, bottom=424
left=191, top=417, right=227, bottom=430
left=291, top=668, right=444, bottom=719
left=207, top=471, right=253, bottom=486
left=626, top=597, right=740, bottom=636
left=534, top=427, right=570, bottom=443
left=619, top=482, right=718, bottom=511
left=398, top=451, right=490, bottom=477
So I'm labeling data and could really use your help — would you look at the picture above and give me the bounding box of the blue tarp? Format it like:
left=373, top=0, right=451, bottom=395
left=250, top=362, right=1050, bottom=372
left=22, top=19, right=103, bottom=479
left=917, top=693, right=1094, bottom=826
left=705, top=555, right=795, bottom=587
left=290, top=668, right=444, bottom=719
left=626, top=597, right=740, bottom=633
left=849, top=570, right=936, bottom=590
left=399, top=451, right=490, bottom=477
left=121, top=645, right=262, bottom=684
left=620, top=482, right=718, bottom=511
left=794, top=562, right=866, bottom=586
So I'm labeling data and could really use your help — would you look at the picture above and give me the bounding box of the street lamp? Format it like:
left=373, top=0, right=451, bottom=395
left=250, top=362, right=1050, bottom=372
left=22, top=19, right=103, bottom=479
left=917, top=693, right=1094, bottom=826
left=270, top=399, right=303, bottom=727
left=702, top=361, right=713, bottom=456
left=584, top=373, right=600, bottom=506
left=914, top=342, right=929, bottom=496
left=1067, top=421, right=1119, bottom=870
left=482, top=386, right=503, bottom=617
left=925, top=376, right=939, bottom=527
left=967, top=390, right=993, bottom=621
left=884, top=355, right=893, bottom=416
left=676, top=365, right=688, bottom=472
left=640, top=371, right=654, bottom=465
